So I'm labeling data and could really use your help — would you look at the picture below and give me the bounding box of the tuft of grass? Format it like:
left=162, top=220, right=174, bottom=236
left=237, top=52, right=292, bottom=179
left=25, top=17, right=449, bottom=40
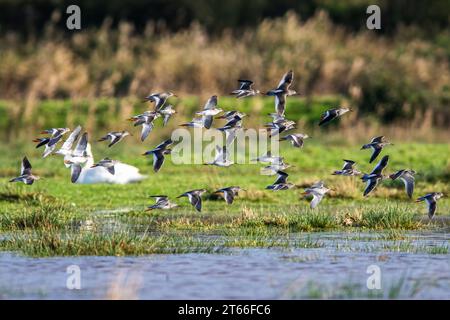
left=0, top=202, right=76, bottom=231
left=233, top=210, right=340, bottom=232
left=358, top=206, right=422, bottom=230
left=427, top=245, right=449, bottom=255
left=285, top=276, right=422, bottom=299
left=0, top=231, right=222, bottom=257
left=0, top=186, right=58, bottom=206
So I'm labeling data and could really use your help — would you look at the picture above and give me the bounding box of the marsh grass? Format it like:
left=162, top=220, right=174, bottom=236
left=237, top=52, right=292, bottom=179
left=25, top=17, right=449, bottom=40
left=357, top=207, right=422, bottom=230
left=0, top=185, right=58, bottom=205
left=0, top=231, right=223, bottom=257
left=0, top=203, right=434, bottom=256
left=0, top=141, right=448, bottom=256
left=0, top=204, right=66, bottom=231
left=293, top=275, right=422, bottom=299
left=0, top=228, right=325, bottom=257
left=232, top=210, right=340, bottom=232
left=281, top=268, right=429, bottom=299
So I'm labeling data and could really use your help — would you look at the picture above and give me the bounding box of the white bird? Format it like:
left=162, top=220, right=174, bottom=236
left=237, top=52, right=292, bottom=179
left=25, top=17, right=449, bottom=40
left=222, top=126, right=241, bottom=146
left=303, top=181, right=331, bottom=209
left=9, top=157, right=40, bottom=185
left=266, top=171, right=295, bottom=191
left=204, top=145, right=233, bottom=167
left=180, top=117, right=204, bottom=128
left=279, top=133, right=310, bottom=148
left=98, top=131, right=131, bottom=147
left=416, top=192, right=444, bottom=219
left=214, top=186, right=245, bottom=204
left=75, top=144, right=146, bottom=184
left=91, top=158, right=119, bottom=175
left=318, top=107, right=352, bottom=126
left=200, top=95, right=219, bottom=129
left=142, top=139, right=173, bottom=172
left=217, top=111, right=246, bottom=120
left=266, top=70, right=297, bottom=116
left=63, top=132, right=89, bottom=183
left=216, top=114, right=245, bottom=146
left=196, top=108, right=223, bottom=117
left=361, top=136, right=392, bottom=163
left=143, top=92, right=176, bottom=111
left=265, top=120, right=296, bottom=137
left=55, top=125, right=82, bottom=156
left=261, top=160, right=293, bottom=175
left=128, top=111, right=161, bottom=142
left=390, top=169, right=416, bottom=198
left=158, top=104, right=177, bottom=126
left=146, top=196, right=178, bottom=211
left=40, top=128, right=71, bottom=158
left=332, top=160, right=361, bottom=176
left=252, top=151, right=283, bottom=164
left=361, top=155, right=389, bottom=197
left=231, top=80, right=260, bottom=98
left=177, top=189, right=207, bottom=212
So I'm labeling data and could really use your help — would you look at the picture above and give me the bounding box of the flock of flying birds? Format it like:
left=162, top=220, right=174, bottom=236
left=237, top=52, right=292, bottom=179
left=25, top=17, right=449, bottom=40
left=9, top=70, right=444, bottom=219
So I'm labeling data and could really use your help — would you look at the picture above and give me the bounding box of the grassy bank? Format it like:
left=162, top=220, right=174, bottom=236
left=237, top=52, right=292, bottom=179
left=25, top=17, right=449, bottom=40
left=0, top=95, right=449, bottom=144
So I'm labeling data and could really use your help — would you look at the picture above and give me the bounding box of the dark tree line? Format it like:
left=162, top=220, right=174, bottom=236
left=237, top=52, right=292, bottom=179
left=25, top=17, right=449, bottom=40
left=0, top=0, right=449, bottom=36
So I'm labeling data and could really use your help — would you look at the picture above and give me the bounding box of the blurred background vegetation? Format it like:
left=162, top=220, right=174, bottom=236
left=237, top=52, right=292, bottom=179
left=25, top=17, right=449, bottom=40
left=0, top=0, right=449, bottom=139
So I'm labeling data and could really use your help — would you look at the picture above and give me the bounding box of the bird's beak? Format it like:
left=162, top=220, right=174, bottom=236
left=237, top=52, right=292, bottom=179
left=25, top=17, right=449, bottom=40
left=40, top=131, right=48, bottom=134
left=32, top=139, right=40, bottom=142
left=145, top=208, right=153, bottom=211
left=142, top=152, right=148, bottom=156
left=91, top=165, right=98, bottom=168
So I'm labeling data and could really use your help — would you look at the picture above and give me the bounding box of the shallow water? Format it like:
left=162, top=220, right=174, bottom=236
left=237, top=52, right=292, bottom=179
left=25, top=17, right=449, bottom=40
left=0, top=231, right=449, bottom=299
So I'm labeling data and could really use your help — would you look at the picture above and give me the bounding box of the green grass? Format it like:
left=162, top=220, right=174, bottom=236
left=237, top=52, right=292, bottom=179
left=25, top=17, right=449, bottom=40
left=0, top=131, right=448, bottom=256
left=288, top=276, right=422, bottom=299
